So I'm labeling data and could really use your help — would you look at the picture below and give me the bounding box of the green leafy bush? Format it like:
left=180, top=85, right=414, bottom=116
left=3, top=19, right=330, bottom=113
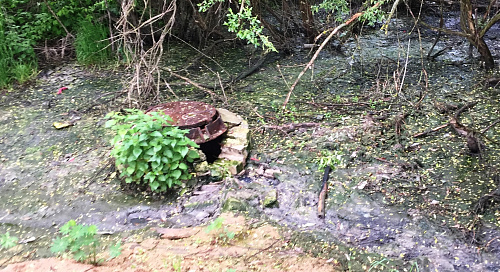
left=105, top=109, right=200, bottom=192
left=51, top=220, right=121, bottom=264
left=76, top=20, right=111, bottom=65
left=0, top=232, right=18, bottom=249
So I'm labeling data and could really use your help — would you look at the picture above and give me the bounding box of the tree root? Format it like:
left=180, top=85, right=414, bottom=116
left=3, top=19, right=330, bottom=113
left=263, top=122, right=337, bottom=134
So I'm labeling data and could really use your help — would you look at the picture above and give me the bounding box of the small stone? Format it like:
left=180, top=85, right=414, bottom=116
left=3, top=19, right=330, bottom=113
left=262, top=189, right=278, bottom=208
left=195, top=211, right=209, bottom=220
left=223, top=197, right=248, bottom=212
left=217, top=108, right=243, bottom=126
left=194, top=161, right=210, bottom=173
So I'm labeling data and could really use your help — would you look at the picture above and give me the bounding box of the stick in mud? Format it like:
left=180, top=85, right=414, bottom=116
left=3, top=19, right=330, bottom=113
left=317, top=165, right=331, bottom=219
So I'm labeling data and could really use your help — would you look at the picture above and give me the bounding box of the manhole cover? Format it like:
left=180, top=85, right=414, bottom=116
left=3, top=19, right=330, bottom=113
left=146, top=101, right=227, bottom=144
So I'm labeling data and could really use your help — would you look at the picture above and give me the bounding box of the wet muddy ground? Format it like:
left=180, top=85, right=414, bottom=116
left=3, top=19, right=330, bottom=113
left=1, top=16, right=500, bottom=271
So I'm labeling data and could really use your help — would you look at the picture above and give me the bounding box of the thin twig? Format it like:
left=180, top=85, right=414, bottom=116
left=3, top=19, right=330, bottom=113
left=168, top=69, right=217, bottom=98
left=43, top=0, right=74, bottom=38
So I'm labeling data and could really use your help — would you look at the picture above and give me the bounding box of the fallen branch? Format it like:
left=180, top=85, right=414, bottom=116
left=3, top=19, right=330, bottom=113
left=168, top=69, right=216, bottom=98
left=413, top=123, right=449, bottom=138
left=317, top=166, right=331, bottom=219
left=482, top=119, right=500, bottom=134
left=263, top=122, right=337, bottom=133
left=282, top=3, right=380, bottom=110
left=414, top=101, right=482, bottom=153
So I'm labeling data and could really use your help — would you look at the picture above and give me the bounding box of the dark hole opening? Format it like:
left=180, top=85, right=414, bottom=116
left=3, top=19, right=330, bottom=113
left=199, top=136, right=223, bottom=163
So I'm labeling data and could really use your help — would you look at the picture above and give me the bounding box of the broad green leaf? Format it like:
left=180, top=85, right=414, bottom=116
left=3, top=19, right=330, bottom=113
left=151, top=161, right=160, bottom=169
left=150, top=131, right=163, bottom=137
left=171, top=161, right=179, bottom=170
left=126, top=166, right=135, bottom=175
left=134, top=171, right=144, bottom=179
left=150, top=181, right=160, bottom=191
left=137, top=161, right=148, bottom=172
left=153, top=145, right=162, bottom=153
left=139, top=134, right=148, bottom=141
left=187, top=149, right=199, bottom=159
left=178, top=163, right=188, bottom=170
left=118, top=129, right=128, bottom=137
left=145, top=148, right=155, bottom=156
left=133, top=148, right=142, bottom=159
left=104, top=119, right=116, bottom=128
left=180, top=146, right=189, bottom=157
left=172, top=169, right=182, bottom=179
left=164, top=149, right=173, bottom=158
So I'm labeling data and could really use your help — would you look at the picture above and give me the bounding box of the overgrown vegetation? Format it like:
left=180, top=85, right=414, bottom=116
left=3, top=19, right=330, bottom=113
left=75, top=21, right=111, bottom=65
left=0, top=0, right=115, bottom=87
left=105, top=109, right=199, bottom=192
left=50, top=220, right=121, bottom=264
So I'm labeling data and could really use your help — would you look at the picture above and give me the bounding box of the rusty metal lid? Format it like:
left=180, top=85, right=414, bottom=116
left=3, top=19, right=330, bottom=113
left=146, top=101, right=227, bottom=144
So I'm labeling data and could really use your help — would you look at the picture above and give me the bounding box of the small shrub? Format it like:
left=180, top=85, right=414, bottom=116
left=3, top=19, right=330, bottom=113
left=51, top=220, right=121, bottom=264
left=51, top=220, right=100, bottom=263
left=105, top=109, right=200, bottom=192
left=75, top=20, right=111, bottom=65
left=0, top=232, right=18, bottom=249
left=205, top=217, right=236, bottom=244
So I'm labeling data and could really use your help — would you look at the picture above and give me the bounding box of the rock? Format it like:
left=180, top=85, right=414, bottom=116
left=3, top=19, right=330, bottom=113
left=262, top=189, right=278, bottom=208
left=195, top=211, right=210, bottom=220
left=263, top=169, right=281, bottom=179
left=217, top=108, right=243, bottom=126
left=210, top=159, right=241, bottom=178
left=53, top=121, right=74, bottom=129
left=217, top=119, right=250, bottom=176
left=194, top=161, right=210, bottom=173
left=223, top=197, right=248, bottom=212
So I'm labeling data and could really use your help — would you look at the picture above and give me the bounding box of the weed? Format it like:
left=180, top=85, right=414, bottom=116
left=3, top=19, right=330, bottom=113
left=205, top=217, right=236, bottom=244
left=12, top=62, right=35, bottom=84
left=172, top=257, right=182, bottom=272
left=76, top=20, right=111, bottom=65
left=0, top=232, right=18, bottom=249
left=316, top=149, right=344, bottom=171
left=51, top=220, right=121, bottom=264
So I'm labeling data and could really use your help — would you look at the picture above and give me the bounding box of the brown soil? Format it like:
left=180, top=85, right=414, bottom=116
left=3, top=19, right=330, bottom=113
left=2, top=213, right=339, bottom=272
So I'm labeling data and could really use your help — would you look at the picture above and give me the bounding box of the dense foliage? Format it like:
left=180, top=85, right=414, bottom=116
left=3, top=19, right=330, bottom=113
left=105, top=109, right=200, bottom=192
left=0, top=0, right=115, bottom=87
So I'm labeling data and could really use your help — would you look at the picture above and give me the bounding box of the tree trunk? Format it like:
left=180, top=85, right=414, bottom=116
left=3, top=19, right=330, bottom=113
left=460, top=0, right=495, bottom=70
left=299, top=0, right=316, bottom=43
